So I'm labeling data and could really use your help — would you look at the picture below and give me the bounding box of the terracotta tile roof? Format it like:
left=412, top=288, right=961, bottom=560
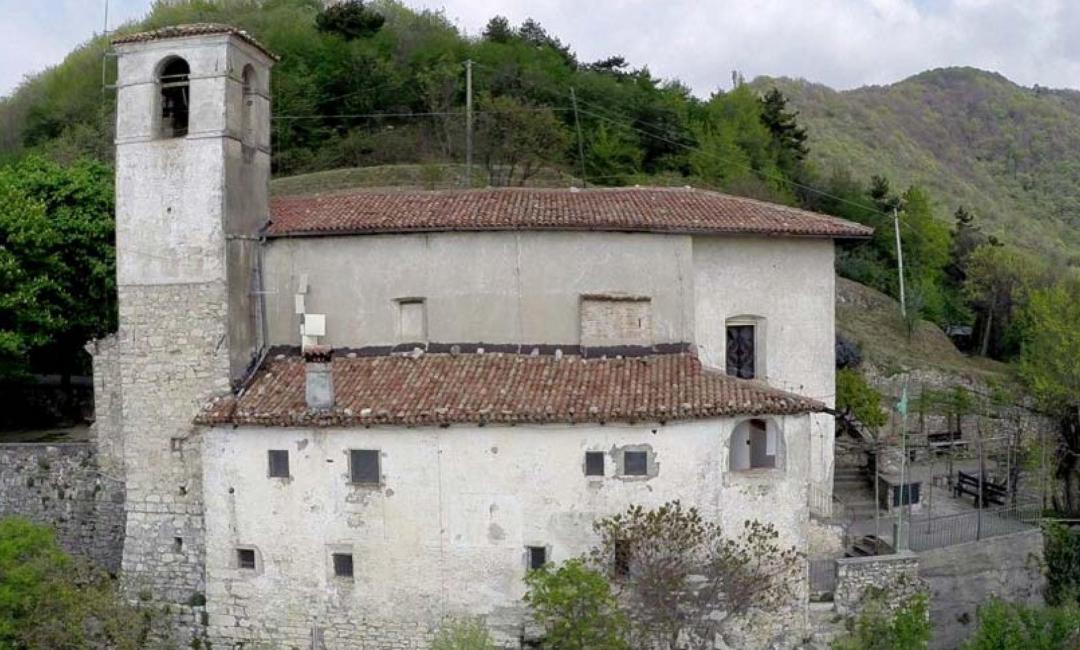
left=112, top=23, right=278, bottom=61
left=196, top=352, right=824, bottom=428
left=266, top=187, right=873, bottom=239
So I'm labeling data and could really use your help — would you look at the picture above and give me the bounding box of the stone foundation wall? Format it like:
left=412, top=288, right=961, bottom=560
left=919, top=528, right=1045, bottom=650
left=0, top=443, right=125, bottom=572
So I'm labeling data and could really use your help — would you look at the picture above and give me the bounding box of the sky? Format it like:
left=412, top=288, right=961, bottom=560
left=3, top=0, right=1080, bottom=99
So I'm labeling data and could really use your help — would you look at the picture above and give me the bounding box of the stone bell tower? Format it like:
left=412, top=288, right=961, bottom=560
left=110, top=24, right=274, bottom=613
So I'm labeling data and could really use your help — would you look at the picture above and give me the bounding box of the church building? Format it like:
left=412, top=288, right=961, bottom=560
left=95, top=23, right=872, bottom=648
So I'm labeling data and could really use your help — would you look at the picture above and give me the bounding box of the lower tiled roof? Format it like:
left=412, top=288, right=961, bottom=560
left=196, top=352, right=823, bottom=428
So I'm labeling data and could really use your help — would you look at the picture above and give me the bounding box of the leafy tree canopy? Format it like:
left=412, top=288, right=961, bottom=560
left=315, top=0, right=386, bottom=40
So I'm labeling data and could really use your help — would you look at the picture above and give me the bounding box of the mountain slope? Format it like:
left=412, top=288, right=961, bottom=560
left=755, top=68, right=1080, bottom=259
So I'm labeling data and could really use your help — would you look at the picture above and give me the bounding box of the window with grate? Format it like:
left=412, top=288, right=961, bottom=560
left=527, top=546, right=547, bottom=571
left=623, top=450, right=648, bottom=476
left=267, top=449, right=289, bottom=478
left=585, top=451, right=605, bottom=476
left=236, top=548, right=256, bottom=570
left=726, top=324, right=755, bottom=379
left=349, top=449, right=380, bottom=484
left=332, top=553, right=354, bottom=578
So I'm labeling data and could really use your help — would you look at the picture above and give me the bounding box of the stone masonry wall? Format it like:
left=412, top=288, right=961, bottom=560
left=834, top=551, right=924, bottom=617
left=0, top=443, right=125, bottom=572
left=87, top=334, right=124, bottom=476
left=919, top=528, right=1045, bottom=650
left=117, top=282, right=232, bottom=646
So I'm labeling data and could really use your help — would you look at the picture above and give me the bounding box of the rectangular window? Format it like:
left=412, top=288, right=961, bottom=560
left=585, top=451, right=605, bottom=476
left=623, top=450, right=648, bottom=476
left=527, top=546, right=547, bottom=571
left=892, top=483, right=921, bottom=507
left=349, top=449, right=380, bottom=485
left=332, top=553, right=354, bottom=578
left=726, top=324, right=756, bottom=379
left=397, top=298, right=426, bottom=342
left=267, top=449, right=290, bottom=478
left=236, top=548, right=256, bottom=570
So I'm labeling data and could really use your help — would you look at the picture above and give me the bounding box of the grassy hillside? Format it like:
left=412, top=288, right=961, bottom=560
left=755, top=68, right=1080, bottom=260
left=836, top=276, right=1009, bottom=383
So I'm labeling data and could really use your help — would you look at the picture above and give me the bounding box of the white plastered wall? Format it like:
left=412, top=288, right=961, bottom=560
left=201, top=415, right=813, bottom=645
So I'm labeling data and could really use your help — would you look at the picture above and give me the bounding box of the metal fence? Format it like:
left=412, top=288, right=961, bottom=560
left=808, top=557, right=837, bottom=599
left=906, top=504, right=1042, bottom=551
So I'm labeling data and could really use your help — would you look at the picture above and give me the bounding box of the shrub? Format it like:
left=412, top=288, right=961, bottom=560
left=0, top=517, right=169, bottom=649
left=962, top=598, right=1080, bottom=649
left=836, top=368, right=888, bottom=431
left=523, top=559, right=628, bottom=650
left=1043, top=521, right=1080, bottom=606
left=832, top=593, right=932, bottom=650
left=430, top=617, right=497, bottom=650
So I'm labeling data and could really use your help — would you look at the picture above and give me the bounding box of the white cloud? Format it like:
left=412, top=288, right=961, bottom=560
left=2, top=0, right=1078, bottom=99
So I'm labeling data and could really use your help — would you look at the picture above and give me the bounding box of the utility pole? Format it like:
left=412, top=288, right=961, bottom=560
left=570, top=87, right=587, bottom=188
left=464, top=59, right=473, bottom=188
left=894, top=205, right=907, bottom=318
left=896, top=380, right=910, bottom=551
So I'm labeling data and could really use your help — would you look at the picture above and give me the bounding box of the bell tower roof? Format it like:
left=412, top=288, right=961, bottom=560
left=113, top=23, right=278, bottom=61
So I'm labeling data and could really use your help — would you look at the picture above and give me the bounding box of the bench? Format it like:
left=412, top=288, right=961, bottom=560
left=953, top=470, right=1007, bottom=507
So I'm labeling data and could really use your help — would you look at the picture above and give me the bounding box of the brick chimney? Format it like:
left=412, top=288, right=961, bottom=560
left=303, top=346, right=333, bottom=410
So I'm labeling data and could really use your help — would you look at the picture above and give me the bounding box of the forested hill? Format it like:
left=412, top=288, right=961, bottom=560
left=2, top=0, right=1080, bottom=392
left=754, top=68, right=1080, bottom=258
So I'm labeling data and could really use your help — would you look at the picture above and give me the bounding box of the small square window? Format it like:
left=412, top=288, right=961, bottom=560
left=623, top=451, right=648, bottom=476
left=332, top=553, right=354, bottom=578
left=236, top=548, right=256, bottom=570
left=170, top=437, right=184, bottom=452
left=585, top=451, right=605, bottom=477
left=268, top=449, right=289, bottom=478
left=527, top=546, right=547, bottom=571
left=350, top=450, right=380, bottom=485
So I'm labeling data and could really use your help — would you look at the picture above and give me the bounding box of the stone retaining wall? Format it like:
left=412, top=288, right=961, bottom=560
left=0, top=442, right=125, bottom=572
left=834, top=551, right=923, bottom=616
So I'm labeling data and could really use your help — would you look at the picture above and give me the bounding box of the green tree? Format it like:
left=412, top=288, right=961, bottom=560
left=0, top=517, right=168, bottom=649
left=585, top=124, right=642, bottom=183
left=315, top=0, right=385, bottom=40
left=0, top=156, right=115, bottom=392
left=832, top=594, right=932, bottom=650
left=1019, top=283, right=1080, bottom=511
left=836, top=368, right=888, bottom=432
left=475, top=95, right=571, bottom=186
left=962, top=598, right=1080, bottom=649
left=481, top=16, right=514, bottom=43
left=759, top=87, right=808, bottom=176
left=964, top=244, right=1033, bottom=357
left=523, top=559, right=628, bottom=650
